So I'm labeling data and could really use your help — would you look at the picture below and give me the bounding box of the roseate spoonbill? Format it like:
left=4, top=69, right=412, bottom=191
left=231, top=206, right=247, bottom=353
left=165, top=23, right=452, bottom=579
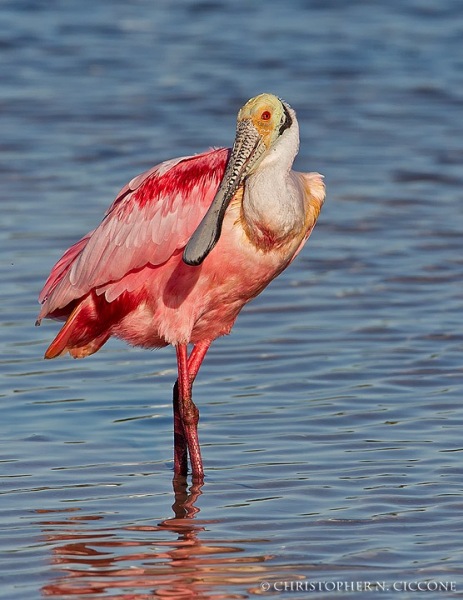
left=37, top=93, right=325, bottom=480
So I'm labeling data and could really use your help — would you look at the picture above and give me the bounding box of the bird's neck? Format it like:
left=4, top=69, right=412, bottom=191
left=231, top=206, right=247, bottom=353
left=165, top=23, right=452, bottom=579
left=241, top=163, right=304, bottom=252
left=238, top=118, right=303, bottom=252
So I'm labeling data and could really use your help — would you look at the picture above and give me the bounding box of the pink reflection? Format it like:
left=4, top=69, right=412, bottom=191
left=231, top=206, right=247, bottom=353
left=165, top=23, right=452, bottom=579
left=38, top=478, right=273, bottom=598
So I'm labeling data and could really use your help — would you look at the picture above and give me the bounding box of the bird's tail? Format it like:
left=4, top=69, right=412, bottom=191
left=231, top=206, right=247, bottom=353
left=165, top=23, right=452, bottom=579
left=44, top=297, right=109, bottom=359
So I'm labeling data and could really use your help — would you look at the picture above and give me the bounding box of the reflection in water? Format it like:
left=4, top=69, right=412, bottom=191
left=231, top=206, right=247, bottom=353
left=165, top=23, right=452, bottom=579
left=38, top=478, right=275, bottom=598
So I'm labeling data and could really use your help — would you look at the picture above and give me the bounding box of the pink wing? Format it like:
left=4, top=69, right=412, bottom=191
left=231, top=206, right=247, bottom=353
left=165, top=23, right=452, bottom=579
left=38, top=147, right=230, bottom=319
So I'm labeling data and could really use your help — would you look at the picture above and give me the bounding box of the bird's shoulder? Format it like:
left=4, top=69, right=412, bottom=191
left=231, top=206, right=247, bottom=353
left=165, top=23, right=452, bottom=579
left=106, top=147, right=230, bottom=219
left=293, top=171, right=325, bottom=228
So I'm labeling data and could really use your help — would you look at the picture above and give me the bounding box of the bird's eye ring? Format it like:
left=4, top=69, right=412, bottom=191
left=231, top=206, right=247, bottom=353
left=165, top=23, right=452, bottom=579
left=261, top=111, right=271, bottom=121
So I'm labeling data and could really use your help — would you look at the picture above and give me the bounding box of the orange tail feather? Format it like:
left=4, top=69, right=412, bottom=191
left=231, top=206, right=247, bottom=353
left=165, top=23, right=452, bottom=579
left=44, top=305, right=81, bottom=359
left=44, top=297, right=109, bottom=359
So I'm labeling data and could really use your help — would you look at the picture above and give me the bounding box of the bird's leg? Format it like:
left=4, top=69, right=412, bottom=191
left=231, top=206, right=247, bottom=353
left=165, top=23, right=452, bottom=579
left=186, top=340, right=211, bottom=384
left=173, top=342, right=210, bottom=480
left=176, top=343, right=203, bottom=479
left=172, top=379, right=188, bottom=477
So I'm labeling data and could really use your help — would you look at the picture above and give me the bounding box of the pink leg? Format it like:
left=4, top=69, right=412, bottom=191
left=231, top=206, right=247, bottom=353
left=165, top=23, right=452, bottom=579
left=187, top=341, right=211, bottom=383
left=173, top=341, right=210, bottom=479
left=172, top=378, right=188, bottom=477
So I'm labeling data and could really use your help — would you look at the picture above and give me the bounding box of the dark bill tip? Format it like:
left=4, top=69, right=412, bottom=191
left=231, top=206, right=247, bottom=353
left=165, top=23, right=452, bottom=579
left=182, top=198, right=226, bottom=266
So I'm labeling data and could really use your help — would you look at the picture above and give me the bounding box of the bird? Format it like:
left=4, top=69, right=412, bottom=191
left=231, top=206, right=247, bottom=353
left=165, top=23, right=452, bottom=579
left=37, top=93, right=325, bottom=481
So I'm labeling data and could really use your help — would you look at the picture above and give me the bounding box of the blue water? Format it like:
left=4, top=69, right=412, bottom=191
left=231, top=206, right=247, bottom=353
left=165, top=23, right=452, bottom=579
left=2, top=1, right=463, bottom=598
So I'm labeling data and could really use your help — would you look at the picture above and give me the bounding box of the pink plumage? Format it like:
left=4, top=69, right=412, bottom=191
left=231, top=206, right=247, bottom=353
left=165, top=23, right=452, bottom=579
left=38, top=94, right=325, bottom=480
left=38, top=149, right=229, bottom=324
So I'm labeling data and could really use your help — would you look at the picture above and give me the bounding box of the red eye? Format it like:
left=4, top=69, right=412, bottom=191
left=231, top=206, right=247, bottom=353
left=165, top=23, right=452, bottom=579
left=261, top=110, right=271, bottom=121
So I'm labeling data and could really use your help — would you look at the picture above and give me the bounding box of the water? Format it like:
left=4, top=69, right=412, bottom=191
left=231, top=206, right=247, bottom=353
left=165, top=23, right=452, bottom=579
left=2, top=0, right=463, bottom=598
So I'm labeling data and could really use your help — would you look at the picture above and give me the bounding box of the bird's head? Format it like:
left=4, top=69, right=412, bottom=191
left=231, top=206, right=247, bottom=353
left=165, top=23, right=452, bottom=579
left=183, top=93, right=298, bottom=266
left=237, top=93, right=294, bottom=155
